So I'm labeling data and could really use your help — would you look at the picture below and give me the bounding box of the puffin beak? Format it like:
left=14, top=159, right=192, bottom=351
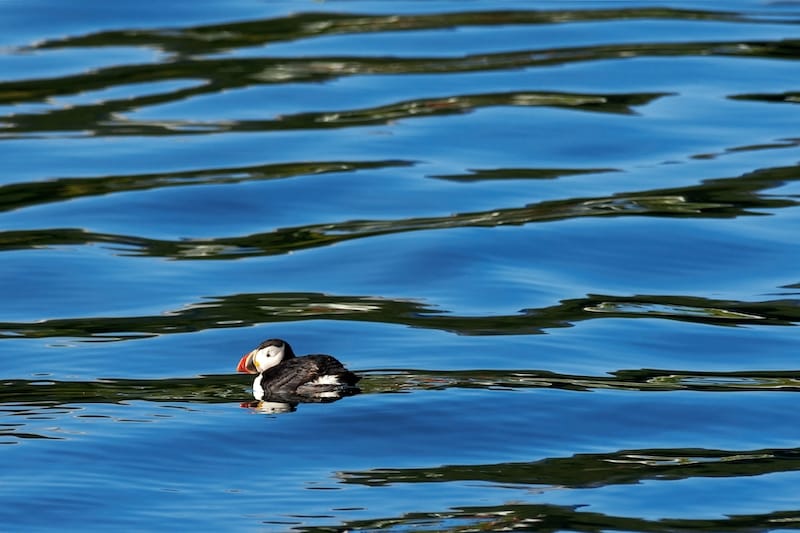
left=237, top=351, right=256, bottom=374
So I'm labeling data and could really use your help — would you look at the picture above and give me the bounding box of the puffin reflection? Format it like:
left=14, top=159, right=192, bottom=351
left=240, top=387, right=360, bottom=414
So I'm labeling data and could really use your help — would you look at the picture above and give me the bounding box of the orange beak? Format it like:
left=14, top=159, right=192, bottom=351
left=237, top=351, right=256, bottom=374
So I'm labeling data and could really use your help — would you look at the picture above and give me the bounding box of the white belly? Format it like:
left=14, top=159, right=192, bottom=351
left=309, top=375, right=341, bottom=386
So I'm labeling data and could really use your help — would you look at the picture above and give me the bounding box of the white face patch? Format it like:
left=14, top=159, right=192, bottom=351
left=252, top=344, right=285, bottom=373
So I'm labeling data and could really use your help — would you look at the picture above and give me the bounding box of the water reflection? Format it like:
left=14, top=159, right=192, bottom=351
left=340, top=446, right=800, bottom=488
left=1, top=87, right=668, bottom=137
left=3, top=366, right=799, bottom=411
left=23, top=8, right=751, bottom=57
left=0, top=291, right=795, bottom=340
left=240, top=386, right=360, bottom=415
left=2, top=2, right=800, bottom=530
left=301, top=498, right=800, bottom=532
left=1, top=7, right=796, bottom=139
left=327, top=445, right=800, bottom=531
left=2, top=161, right=796, bottom=259
left=0, top=159, right=412, bottom=214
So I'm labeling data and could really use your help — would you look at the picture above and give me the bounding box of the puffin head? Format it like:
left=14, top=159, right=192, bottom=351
left=236, top=338, right=295, bottom=374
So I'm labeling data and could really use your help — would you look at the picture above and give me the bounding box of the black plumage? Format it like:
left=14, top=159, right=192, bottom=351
left=259, top=353, right=360, bottom=396
left=238, top=338, right=360, bottom=401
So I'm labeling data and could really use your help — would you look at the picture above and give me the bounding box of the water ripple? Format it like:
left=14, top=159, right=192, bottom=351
left=340, top=446, right=800, bottom=488
left=1, top=6, right=797, bottom=139
left=0, top=292, right=795, bottom=340
left=2, top=162, right=796, bottom=259
left=3, top=367, right=800, bottom=413
left=2, top=3, right=800, bottom=530
left=0, top=159, right=412, bottom=214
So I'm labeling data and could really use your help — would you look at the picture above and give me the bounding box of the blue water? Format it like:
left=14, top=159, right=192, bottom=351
left=2, top=1, right=800, bottom=530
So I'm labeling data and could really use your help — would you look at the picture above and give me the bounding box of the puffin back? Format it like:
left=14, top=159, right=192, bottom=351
left=261, top=354, right=360, bottom=394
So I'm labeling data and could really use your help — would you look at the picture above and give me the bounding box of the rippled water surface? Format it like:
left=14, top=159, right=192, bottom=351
left=2, top=0, right=800, bottom=530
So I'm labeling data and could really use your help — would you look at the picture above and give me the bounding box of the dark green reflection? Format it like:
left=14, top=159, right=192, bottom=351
left=340, top=446, right=800, bottom=488
left=300, top=500, right=800, bottom=532
left=0, top=375, right=244, bottom=405
left=3, top=368, right=800, bottom=443
left=731, top=91, right=800, bottom=105
left=1, top=6, right=795, bottom=138
left=364, top=368, right=800, bottom=394
left=0, top=291, right=796, bottom=340
left=326, top=446, right=800, bottom=531
left=0, top=159, right=412, bottom=214
left=27, top=8, right=747, bottom=56
left=1, top=87, right=668, bottom=137
left=2, top=162, right=797, bottom=259
left=2, top=366, right=800, bottom=407
left=432, top=167, right=618, bottom=182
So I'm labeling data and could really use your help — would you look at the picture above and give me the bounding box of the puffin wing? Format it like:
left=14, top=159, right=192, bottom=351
left=262, top=354, right=360, bottom=395
left=306, top=354, right=360, bottom=386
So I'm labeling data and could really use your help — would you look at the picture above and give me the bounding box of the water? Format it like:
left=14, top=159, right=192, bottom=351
left=1, top=0, right=799, bottom=530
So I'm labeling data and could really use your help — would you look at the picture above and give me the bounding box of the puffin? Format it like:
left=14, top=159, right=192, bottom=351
left=236, top=338, right=360, bottom=400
